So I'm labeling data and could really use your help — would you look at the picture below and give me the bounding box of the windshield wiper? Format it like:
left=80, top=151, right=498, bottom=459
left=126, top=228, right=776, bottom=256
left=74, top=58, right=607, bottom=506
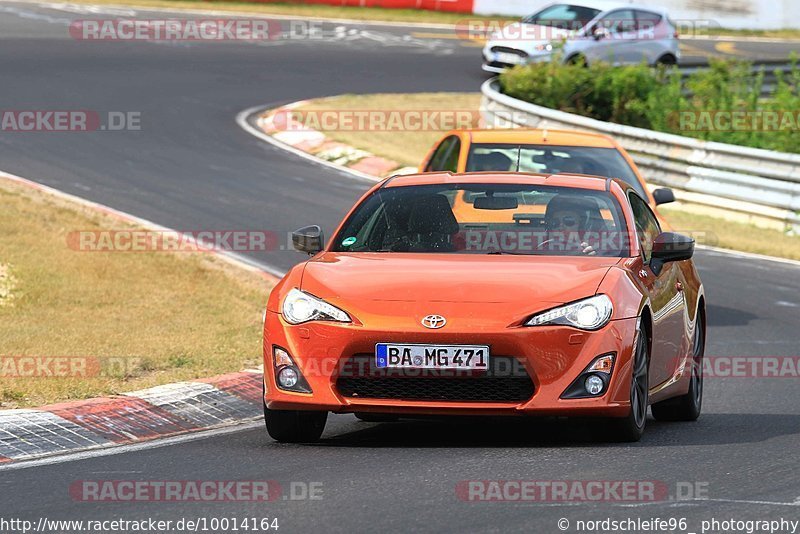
left=486, top=250, right=530, bottom=256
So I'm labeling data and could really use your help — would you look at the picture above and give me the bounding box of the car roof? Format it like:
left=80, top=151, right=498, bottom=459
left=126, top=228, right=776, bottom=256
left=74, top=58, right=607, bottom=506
left=459, top=129, right=618, bottom=148
left=385, top=171, right=611, bottom=191
left=543, top=1, right=668, bottom=15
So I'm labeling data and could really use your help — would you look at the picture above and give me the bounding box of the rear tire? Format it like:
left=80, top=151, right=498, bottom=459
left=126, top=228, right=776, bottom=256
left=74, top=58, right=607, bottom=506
left=264, top=404, right=327, bottom=443
left=652, top=314, right=705, bottom=422
left=355, top=412, right=399, bottom=423
left=609, top=325, right=649, bottom=442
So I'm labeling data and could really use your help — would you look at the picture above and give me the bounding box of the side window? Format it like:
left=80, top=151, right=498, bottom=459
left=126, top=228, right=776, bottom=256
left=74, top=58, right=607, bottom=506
left=634, top=10, right=662, bottom=32
left=442, top=137, right=461, bottom=172
left=629, top=193, right=660, bottom=262
left=597, top=9, right=635, bottom=36
left=426, top=136, right=460, bottom=172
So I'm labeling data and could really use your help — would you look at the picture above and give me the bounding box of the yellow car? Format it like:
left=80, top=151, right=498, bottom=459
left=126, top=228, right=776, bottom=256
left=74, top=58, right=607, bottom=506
left=420, top=129, right=674, bottom=224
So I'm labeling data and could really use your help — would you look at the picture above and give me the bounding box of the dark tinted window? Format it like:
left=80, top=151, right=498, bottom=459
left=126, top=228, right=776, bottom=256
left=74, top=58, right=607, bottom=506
left=523, top=4, right=601, bottom=30
left=465, top=143, right=648, bottom=198
left=634, top=10, right=662, bottom=31
left=332, top=183, right=628, bottom=257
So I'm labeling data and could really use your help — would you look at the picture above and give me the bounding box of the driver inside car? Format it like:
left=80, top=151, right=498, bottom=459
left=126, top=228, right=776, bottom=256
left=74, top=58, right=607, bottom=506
left=543, top=195, right=604, bottom=256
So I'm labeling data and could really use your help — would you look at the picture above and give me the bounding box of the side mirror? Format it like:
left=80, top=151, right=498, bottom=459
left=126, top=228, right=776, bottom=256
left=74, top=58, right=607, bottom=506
left=292, top=225, right=324, bottom=255
left=650, top=232, right=694, bottom=274
left=592, top=26, right=610, bottom=40
left=652, top=188, right=676, bottom=206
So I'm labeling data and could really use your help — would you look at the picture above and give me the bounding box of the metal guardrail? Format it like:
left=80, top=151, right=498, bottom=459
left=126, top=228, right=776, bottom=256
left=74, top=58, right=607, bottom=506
left=480, top=78, right=800, bottom=232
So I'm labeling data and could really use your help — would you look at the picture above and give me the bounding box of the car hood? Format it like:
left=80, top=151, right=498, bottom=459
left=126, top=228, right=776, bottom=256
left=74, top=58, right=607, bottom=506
left=300, top=253, right=620, bottom=325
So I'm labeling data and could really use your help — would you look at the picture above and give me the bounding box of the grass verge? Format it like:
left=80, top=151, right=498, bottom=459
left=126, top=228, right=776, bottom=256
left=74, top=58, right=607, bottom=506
left=294, top=92, right=800, bottom=260
left=0, top=178, right=273, bottom=408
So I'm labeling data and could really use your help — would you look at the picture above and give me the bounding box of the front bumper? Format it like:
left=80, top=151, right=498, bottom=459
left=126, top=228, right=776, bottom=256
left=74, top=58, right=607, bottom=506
left=263, top=311, right=638, bottom=417
left=482, top=46, right=551, bottom=73
left=482, top=62, right=509, bottom=74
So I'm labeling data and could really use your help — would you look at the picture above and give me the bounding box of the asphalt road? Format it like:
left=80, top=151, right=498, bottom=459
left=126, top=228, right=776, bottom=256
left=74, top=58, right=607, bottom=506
left=0, top=2, right=799, bottom=532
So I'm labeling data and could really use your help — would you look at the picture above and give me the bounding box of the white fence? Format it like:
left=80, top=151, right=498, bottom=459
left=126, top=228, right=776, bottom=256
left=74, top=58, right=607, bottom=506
left=480, top=78, right=800, bottom=232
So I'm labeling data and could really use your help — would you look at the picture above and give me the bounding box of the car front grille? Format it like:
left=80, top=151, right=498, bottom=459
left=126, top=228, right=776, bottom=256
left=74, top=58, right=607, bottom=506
left=490, top=46, right=528, bottom=58
left=335, top=354, right=535, bottom=403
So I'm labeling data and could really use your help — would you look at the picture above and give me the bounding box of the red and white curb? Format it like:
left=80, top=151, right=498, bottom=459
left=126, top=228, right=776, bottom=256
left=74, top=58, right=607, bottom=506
left=246, top=101, right=417, bottom=182
left=0, top=371, right=263, bottom=464
left=0, top=170, right=278, bottom=465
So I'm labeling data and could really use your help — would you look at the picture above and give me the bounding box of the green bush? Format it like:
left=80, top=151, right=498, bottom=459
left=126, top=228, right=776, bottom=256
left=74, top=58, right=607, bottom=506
left=498, top=56, right=800, bottom=154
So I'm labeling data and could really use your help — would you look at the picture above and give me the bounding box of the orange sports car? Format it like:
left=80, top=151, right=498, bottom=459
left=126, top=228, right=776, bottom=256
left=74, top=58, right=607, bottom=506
left=262, top=172, right=705, bottom=443
left=419, top=129, right=676, bottom=213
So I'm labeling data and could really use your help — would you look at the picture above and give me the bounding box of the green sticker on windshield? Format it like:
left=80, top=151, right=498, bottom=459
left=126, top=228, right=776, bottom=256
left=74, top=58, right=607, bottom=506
left=342, top=237, right=357, bottom=246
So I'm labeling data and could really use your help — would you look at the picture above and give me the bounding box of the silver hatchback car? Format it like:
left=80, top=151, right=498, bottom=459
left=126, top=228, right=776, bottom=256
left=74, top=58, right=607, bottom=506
left=482, top=1, right=680, bottom=73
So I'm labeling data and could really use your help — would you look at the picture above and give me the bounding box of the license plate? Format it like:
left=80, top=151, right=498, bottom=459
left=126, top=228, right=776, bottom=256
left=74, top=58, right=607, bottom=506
left=495, top=52, right=521, bottom=64
left=375, top=343, right=489, bottom=370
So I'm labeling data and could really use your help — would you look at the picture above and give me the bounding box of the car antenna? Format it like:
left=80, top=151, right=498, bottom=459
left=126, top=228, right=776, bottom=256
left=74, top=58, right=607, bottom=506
left=515, top=145, right=521, bottom=172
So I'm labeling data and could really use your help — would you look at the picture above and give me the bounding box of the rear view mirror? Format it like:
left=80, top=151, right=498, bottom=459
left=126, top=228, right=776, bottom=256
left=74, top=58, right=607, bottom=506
left=651, top=232, right=694, bottom=273
left=292, top=225, right=324, bottom=255
left=652, top=188, right=676, bottom=206
left=473, top=195, right=519, bottom=210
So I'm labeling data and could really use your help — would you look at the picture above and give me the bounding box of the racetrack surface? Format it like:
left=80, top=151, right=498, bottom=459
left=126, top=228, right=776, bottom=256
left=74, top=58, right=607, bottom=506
left=0, top=2, right=799, bottom=531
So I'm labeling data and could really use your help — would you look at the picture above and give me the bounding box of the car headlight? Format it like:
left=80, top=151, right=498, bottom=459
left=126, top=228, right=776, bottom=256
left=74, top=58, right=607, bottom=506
left=525, top=294, right=613, bottom=330
left=282, top=288, right=351, bottom=325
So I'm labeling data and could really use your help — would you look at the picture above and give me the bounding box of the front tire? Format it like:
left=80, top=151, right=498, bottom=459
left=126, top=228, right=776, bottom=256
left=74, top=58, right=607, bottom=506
left=264, top=405, right=327, bottom=443
left=655, top=54, right=677, bottom=66
left=566, top=54, right=587, bottom=66
left=652, top=314, right=705, bottom=422
left=610, top=325, right=649, bottom=442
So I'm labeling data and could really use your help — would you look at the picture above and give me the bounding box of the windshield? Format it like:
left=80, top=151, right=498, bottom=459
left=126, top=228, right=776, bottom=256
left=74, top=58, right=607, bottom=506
left=332, top=184, right=629, bottom=257
left=522, top=4, right=601, bottom=29
left=465, top=143, right=648, bottom=199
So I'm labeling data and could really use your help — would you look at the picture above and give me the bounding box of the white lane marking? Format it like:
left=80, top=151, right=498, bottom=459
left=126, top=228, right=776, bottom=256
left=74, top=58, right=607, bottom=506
left=776, top=300, right=798, bottom=307
left=16, top=2, right=454, bottom=52
left=43, top=2, right=137, bottom=15
left=235, top=104, right=380, bottom=184
left=0, top=419, right=262, bottom=472
left=621, top=497, right=800, bottom=508
left=34, top=0, right=456, bottom=29
left=0, top=3, right=70, bottom=23
left=0, top=169, right=286, bottom=279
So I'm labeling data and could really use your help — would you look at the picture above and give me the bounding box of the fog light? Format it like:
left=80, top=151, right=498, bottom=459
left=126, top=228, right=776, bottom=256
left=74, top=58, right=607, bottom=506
left=278, top=367, right=299, bottom=389
left=271, top=345, right=312, bottom=393
left=584, top=374, right=604, bottom=395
